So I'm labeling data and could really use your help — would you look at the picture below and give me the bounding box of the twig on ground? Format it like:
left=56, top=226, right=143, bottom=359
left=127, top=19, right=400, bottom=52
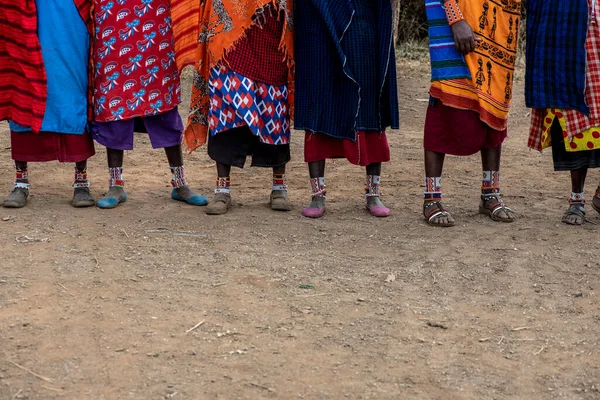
left=9, top=361, right=54, bottom=383
left=121, top=228, right=129, bottom=238
left=296, top=293, right=327, bottom=298
left=534, top=346, right=545, bottom=355
left=430, top=270, right=437, bottom=284
left=479, top=337, right=491, bottom=342
left=212, top=282, right=227, bottom=287
left=498, top=336, right=505, bottom=345
left=57, top=282, right=74, bottom=297
left=41, top=385, right=63, bottom=392
left=185, top=320, right=205, bottom=334
left=12, top=389, right=22, bottom=400
left=145, top=228, right=207, bottom=238
left=511, top=326, right=531, bottom=331
left=249, top=382, right=271, bottom=391
left=426, top=321, right=448, bottom=330
left=89, top=295, right=97, bottom=303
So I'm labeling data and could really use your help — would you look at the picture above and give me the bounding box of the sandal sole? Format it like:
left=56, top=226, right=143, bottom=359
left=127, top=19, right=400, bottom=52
left=479, top=206, right=516, bottom=223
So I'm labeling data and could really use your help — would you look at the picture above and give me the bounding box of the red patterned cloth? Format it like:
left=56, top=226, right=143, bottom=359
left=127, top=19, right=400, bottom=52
left=304, top=131, right=390, bottom=167
left=224, top=5, right=289, bottom=86
left=10, top=131, right=95, bottom=163
left=529, top=0, right=600, bottom=151
left=0, top=0, right=46, bottom=133
left=425, top=98, right=506, bottom=156
left=92, top=0, right=180, bottom=122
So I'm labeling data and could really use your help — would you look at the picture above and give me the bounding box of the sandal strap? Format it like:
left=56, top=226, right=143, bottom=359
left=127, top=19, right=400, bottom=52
left=566, top=204, right=586, bottom=217
left=424, top=201, right=449, bottom=220
left=482, top=194, right=512, bottom=216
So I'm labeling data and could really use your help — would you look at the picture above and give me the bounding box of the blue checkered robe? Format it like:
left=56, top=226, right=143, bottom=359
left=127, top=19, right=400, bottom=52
left=294, top=0, right=400, bottom=141
left=525, top=0, right=589, bottom=114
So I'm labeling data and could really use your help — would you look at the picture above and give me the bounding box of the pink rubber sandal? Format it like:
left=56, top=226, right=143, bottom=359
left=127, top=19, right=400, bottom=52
left=366, top=204, right=390, bottom=217
left=302, top=207, right=326, bottom=218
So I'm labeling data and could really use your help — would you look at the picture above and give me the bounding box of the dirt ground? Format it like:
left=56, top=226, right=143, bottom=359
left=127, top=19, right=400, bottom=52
left=0, top=57, right=599, bottom=400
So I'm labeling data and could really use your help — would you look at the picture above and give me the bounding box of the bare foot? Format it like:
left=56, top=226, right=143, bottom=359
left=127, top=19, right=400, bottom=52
left=423, top=201, right=455, bottom=227
left=562, top=204, right=585, bottom=226
left=479, top=194, right=516, bottom=223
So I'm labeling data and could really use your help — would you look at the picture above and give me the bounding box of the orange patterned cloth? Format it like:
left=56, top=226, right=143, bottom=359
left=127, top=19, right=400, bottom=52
left=171, top=0, right=294, bottom=152
left=431, top=0, right=521, bottom=131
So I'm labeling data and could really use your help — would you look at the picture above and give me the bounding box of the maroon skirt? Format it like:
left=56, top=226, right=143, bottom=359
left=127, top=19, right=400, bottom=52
left=11, top=130, right=95, bottom=163
left=424, top=98, right=507, bottom=156
left=304, top=131, right=390, bottom=167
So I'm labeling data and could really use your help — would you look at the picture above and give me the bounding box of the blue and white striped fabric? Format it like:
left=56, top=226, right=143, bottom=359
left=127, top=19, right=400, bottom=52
left=425, top=0, right=471, bottom=82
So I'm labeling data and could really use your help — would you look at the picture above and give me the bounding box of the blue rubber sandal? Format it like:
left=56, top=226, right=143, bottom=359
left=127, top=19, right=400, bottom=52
left=171, top=189, right=208, bottom=206
left=97, top=192, right=128, bottom=209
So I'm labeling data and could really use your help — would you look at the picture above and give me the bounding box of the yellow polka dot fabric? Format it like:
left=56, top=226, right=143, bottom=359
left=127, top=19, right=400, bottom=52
left=541, top=109, right=600, bottom=152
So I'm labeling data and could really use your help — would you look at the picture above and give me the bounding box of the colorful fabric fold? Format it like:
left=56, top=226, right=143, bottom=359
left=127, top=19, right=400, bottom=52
left=425, top=0, right=471, bottom=82
left=525, top=0, right=588, bottom=114
left=427, top=0, right=521, bottom=132
left=528, top=0, right=600, bottom=152
left=171, top=0, right=294, bottom=152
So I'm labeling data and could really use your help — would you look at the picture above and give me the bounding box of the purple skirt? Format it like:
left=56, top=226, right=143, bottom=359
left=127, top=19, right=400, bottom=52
left=92, top=108, right=183, bottom=150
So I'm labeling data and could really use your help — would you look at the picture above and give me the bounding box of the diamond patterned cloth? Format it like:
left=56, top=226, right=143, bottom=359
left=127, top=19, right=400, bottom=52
left=208, top=64, right=290, bottom=145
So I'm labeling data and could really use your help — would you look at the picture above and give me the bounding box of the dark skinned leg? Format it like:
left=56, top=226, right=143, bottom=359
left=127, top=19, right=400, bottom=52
left=3, top=161, right=29, bottom=208
left=270, top=164, right=292, bottom=211
left=216, top=162, right=231, bottom=177
left=72, top=159, right=95, bottom=207
left=306, top=160, right=326, bottom=210
left=423, top=149, right=454, bottom=226
left=96, top=148, right=126, bottom=208
left=570, top=168, right=587, bottom=193
left=480, top=145, right=516, bottom=221
left=365, top=162, right=386, bottom=208
left=164, top=144, right=204, bottom=201
left=563, top=168, right=588, bottom=225
left=205, top=161, right=232, bottom=215
left=592, top=173, right=600, bottom=215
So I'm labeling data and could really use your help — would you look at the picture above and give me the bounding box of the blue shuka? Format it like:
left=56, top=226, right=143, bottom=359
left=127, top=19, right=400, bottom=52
left=424, top=0, right=471, bottom=82
left=294, top=0, right=399, bottom=141
left=525, top=0, right=589, bottom=114
left=10, top=0, right=90, bottom=134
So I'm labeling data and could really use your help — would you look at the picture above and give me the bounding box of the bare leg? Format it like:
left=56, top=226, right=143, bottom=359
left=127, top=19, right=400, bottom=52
left=96, top=148, right=127, bottom=209
left=72, top=159, right=95, bottom=207
left=423, top=149, right=454, bottom=226
left=365, top=162, right=386, bottom=209
left=270, top=164, right=292, bottom=211
left=306, top=160, right=326, bottom=210
left=205, top=162, right=232, bottom=215
left=563, top=168, right=588, bottom=225
left=480, top=146, right=515, bottom=222
left=592, top=177, right=600, bottom=215
left=3, top=161, right=29, bottom=208
left=164, top=144, right=207, bottom=205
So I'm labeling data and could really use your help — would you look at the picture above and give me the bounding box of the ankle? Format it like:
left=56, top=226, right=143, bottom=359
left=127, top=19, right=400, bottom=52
left=482, top=171, right=500, bottom=196
left=73, top=166, right=90, bottom=189
left=365, top=175, right=382, bottom=198
left=310, top=177, right=326, bottom=199
left=569, top=192, right=585, bottom=205
left=171, top=165, right=187, bottom=189
left=15, top=167, right=30, bottom=189
left=109, top=167, right=124, bottom=189
left=272, top=173, right=288, bottom=192
left=424, top=176, right=442, bottom=204
left=215, top=176, right=231, bottom=195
